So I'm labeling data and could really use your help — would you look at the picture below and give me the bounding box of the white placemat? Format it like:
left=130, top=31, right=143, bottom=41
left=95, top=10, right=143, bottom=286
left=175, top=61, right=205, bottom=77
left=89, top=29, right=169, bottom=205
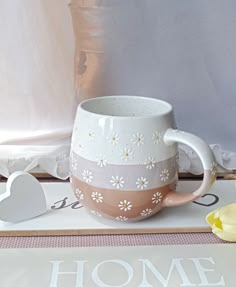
left=0, top=244, right=235, bottom=286
left=0, top=180, right=235, bottom=236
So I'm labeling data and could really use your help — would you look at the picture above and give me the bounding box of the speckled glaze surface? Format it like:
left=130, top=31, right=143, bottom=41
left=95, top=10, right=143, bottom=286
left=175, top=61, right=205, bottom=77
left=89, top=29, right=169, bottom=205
left=71, top=97, right=176, bottom=164
left=70, top=96, right=217, bottom=221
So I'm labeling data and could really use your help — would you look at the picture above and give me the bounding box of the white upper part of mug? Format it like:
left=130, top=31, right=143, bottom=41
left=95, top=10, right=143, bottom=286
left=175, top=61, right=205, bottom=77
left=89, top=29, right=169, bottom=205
left=80, top=96, right=172, bottom=117
left=71, top=96, right=177, bottom=164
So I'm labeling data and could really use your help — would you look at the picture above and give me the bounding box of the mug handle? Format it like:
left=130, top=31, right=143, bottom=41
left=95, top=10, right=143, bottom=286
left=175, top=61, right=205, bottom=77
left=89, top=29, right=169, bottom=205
left=162, top=128, right=217, bottom=207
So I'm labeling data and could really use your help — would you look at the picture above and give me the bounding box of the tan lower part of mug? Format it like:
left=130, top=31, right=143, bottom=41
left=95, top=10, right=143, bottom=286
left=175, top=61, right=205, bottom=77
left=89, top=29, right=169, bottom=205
left=71, top=176, right=175, bottom=222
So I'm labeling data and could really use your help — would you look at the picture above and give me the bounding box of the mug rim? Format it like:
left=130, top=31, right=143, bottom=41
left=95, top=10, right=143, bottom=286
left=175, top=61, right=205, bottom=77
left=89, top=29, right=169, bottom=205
left=79, top=95, right=173, bottom=119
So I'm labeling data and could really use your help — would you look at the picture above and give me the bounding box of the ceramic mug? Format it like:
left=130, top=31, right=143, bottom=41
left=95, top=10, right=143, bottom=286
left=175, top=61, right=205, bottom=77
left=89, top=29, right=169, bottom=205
left=70, top=96, right=218, bottom=222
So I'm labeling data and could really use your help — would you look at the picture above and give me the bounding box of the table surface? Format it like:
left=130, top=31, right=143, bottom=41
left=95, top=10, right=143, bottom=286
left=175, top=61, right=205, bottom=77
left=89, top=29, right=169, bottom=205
left=0, top=232, right=226, bottom=249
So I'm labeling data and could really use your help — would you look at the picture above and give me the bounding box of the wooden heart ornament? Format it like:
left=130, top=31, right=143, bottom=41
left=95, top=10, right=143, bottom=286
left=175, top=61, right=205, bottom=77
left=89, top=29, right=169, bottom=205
left=0, top=171, right=47, bottom=222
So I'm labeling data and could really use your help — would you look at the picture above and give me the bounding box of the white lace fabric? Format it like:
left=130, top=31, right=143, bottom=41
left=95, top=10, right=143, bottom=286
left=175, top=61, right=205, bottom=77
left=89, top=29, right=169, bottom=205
left=178, top=144, right=236, bottom=175
left=0, top=144, right=70, bottom=179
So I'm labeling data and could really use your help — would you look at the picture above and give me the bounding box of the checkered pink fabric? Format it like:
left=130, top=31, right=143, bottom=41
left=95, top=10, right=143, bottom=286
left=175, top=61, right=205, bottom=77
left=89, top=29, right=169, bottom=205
left=0, top=233, right=226, bottom=248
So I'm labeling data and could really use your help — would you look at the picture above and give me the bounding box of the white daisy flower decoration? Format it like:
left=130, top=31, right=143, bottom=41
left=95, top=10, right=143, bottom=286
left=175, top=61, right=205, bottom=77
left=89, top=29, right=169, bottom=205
left=71, top=156, right=78, bottom=171
left=110, top=176, right=124, bottom=189
left=118, top=200, right=132, bottom=212
left=115, top=216, right=128, bottom=222
left=136, top=177, right=149, bottom=190
left=75, top=188, right=84, bottom=201
left=131, top=133, right=144, bottom=146
left=90, top=210, right=102, bottom=217
left=160, top=169, right=169, bottom=182
left=144, top=157, right=155, bottom=170
left=152, top=131, right=162, bottom=144
left=140, top=209, right=152, bottom=217
left=91, top=192, right=103, bottom=203
left=82, top=170, right=93, bottom=183
left=120, top=147, right=133, bottom=161
left=109, top=132, right=119, bottom=146
left=97, top=155, right=107, bottom=168
left=152, top=192, right=163, bottom=204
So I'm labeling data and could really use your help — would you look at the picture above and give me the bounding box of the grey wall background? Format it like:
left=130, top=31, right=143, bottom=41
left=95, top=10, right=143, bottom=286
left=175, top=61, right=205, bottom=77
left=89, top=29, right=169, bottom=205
left=73, top=0, right=236, bottom=153
left=107, top=0, right=236, bottom=151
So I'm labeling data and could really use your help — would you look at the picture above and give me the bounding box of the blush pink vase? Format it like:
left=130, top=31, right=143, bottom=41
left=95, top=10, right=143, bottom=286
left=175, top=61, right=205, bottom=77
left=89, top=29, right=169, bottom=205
left=69, top=0, right=106, bottom=102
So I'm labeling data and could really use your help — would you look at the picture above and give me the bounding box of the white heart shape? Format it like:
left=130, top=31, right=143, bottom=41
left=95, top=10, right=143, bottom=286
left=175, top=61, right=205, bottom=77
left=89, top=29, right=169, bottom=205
left=0, top=171, right=47, bottom=222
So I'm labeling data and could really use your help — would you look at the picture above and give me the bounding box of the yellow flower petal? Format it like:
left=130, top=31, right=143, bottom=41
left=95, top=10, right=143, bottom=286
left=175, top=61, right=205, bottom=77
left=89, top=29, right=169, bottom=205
left=218, top=203, right=236, bottom=225
left=206, top=203, right=236, bottom=242
left=211, top=228, right=236, bottom=242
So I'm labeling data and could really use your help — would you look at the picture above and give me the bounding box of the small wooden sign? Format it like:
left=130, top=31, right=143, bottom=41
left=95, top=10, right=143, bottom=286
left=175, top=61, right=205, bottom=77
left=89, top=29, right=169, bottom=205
left=0, top=180, right=235, bottom=236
